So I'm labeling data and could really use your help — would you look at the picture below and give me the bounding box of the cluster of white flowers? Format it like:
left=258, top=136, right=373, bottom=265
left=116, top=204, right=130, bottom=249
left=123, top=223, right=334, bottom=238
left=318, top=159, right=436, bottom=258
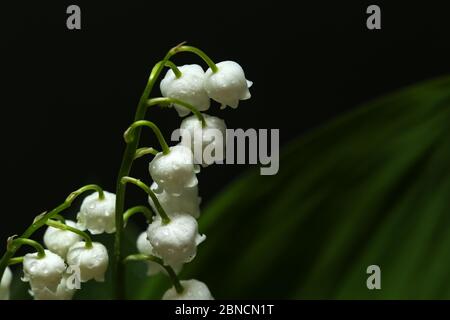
left=160, top=60, right=252, bottom=111
left=17, top=192, right=114, bottom=300
left=134, top=59, right=251, bottom=300
left=1, top=51, right=251, bottom=301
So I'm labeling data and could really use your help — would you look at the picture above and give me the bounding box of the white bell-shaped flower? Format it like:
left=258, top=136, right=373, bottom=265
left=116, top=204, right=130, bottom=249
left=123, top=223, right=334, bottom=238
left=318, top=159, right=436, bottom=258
left=30, top=275, right=75, bottom=300
left=0, top=267, right=12, bottom=300
left=66, top=241, right=109, bottom=282
left=149, top=145, right=199, bottom=196
left=204, top=61, right=252, bottom=109
left=136, top=232, right=182, bottom=276
left=180, top=113, right=227, bottom=166
left=43, top=220, right=82, bottom=258
left=146, top=213, right=205, bottom=266
left=148, top=182, right=200, bottom=219
left=22, top=250, right=66, bottom=292
left=160, top=64, right=210, bottom=117
left=162, top=279, right=214, bottom=300
left=77, top=191, right=116, bottom=234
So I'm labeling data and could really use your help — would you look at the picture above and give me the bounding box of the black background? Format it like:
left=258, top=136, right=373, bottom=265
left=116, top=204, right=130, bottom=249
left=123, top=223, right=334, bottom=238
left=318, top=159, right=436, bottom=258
left=0, top=1, right=449, bottom=249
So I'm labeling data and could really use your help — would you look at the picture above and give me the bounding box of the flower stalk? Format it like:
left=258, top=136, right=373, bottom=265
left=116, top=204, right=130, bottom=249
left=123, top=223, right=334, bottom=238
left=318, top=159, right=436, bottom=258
left=123, top=253, right=184, bottom=293
left=123, top=205, right=154, bottom=226
left=147, top=97, right=206, bottom=127
left=120, top=176, right=170, bottom=224
left=45, top=219, right=93, bottom=248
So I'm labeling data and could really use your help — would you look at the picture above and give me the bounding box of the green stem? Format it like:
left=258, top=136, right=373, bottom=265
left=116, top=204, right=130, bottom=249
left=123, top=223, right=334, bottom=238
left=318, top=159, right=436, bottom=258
left=123, top=254, right=184, bottom=294
left=165, top=61, right=182, bottom=78
left=123, top=205, right=154, bottom=226
left=9, top=238, right=45, bottom=259
left=120, top=177, right=170, bottom=224
left=123, top=120, right=170, bottom=155
left=7, top=257, right=24, bottom=265
left=0, top=184, right=103, bottom=282
left=46, top=220, right=93, bottom=248
left=147, top=97, right=206, bottom=127
left=171, top=45, right=218, bottom=73
left=134, top=147, right=159, bottom=160
left=52, top=214, right=66, bottom=223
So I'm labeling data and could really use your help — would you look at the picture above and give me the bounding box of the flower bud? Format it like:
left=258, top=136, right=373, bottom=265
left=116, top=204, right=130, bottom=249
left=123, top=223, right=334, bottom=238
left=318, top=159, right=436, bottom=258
left=204, top=61, right=252, bottom=109
left=136, top=232, right=182, bottom=276
left=77, top=191, right=116, bottom=234
left=146, top=213, right=205, bottom=266
left=22, top=250, right=66, bottom=292
left=180, top=113, right=227, bottom=166
left=148, top=182, right=200, bottom=219
left=160, top=64, right=210, bottom=117
left=149, top=145, right=199, bottom=196
left=162, top=279, right=214, bottom=300
left=0, top=267, right=12, bottom=300
left=30, top=275, right=75, bottom=300
left=66, top=242, right=109, bottom=282
left=43, top=220, right=82, bottom=258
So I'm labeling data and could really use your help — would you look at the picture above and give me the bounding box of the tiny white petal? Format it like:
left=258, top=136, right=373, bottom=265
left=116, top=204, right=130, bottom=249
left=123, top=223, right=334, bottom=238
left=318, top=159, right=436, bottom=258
left=146, top=213, right=205, bottom=266
left=180, top=113, right=227, bottom=167
left=204, top=61, right=252, bottom=109
left=30, top=274, right=75, bottom=300
left=160, top=64, right=210, bottom=117
left=162, top=279, right=214, bottom=300
left=136, top=232, right=182, bottom=276
left=66, top=242, right=109, bottom=283
left=0, top=267, right=12, bottom=300
left=77, top=191, right=116, bottom=234
left=148, top=182, right=200, bottom=219
left=43, top=220, right=82, bottom=259
left=22, top=250, right=66, bottom=292
left=149, top=145, right=198, bottom=195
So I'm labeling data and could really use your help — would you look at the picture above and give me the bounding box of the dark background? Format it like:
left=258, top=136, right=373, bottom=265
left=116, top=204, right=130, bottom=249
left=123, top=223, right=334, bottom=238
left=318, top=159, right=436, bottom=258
left=0, top=1, right=449, bottom=249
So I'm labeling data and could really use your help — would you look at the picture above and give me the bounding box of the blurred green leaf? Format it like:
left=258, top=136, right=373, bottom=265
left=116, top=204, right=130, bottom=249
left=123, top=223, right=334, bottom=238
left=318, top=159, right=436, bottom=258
left=134, top=75, right=450, bottom=299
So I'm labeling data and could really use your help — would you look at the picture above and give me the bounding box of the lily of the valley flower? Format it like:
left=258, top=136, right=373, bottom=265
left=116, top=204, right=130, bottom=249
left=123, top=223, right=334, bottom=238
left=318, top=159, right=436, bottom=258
left=148, top=182, right=201, bottom=219
left=77, top=191, right=116, bottom=234
left=22, top=250, right=66, bottom=292
left=180, top=113, right=227, bottom=167
left=43, top=220, right=82, bottom=259
left=149, top=145, right=199, bottom=196
left=0, top=267, right=12, bottom=300
left=66, top=242, right=109, bottom=282
left=30, top=274, right=75, bottom=300
left=136, top=232, right=182, bottom=276
left=146, top=213, right=205, bottom=266
left=160, top=64, right=210, bottom=117
left=204, top=61, right=252, bottom=109
left=162, top=279, right=214, bottom=300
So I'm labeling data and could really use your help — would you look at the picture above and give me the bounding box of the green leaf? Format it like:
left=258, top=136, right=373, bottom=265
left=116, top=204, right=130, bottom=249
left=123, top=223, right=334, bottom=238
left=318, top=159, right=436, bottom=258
left=134, top=75, right=450, bottom=299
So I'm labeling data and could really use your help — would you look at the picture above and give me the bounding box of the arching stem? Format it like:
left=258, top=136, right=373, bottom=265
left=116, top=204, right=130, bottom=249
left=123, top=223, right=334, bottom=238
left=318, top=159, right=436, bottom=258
left=46, top=220, right=93, bottom=248
left=147, top=97, right=206, bottom=127
left=165, top=61, right=182, bottom=78
left=123, top=205, right=154, bottom=226
left=120, top=177, right=170, bottom=224
left=123, top=254, right=184, bottom=294
left=171, top=45, right=218, bottom=73
left=134, top=147, right=159, bottom=160
left=124, top=120, right=170, bottom=155
left=9, top=238, right=45, bottom=259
